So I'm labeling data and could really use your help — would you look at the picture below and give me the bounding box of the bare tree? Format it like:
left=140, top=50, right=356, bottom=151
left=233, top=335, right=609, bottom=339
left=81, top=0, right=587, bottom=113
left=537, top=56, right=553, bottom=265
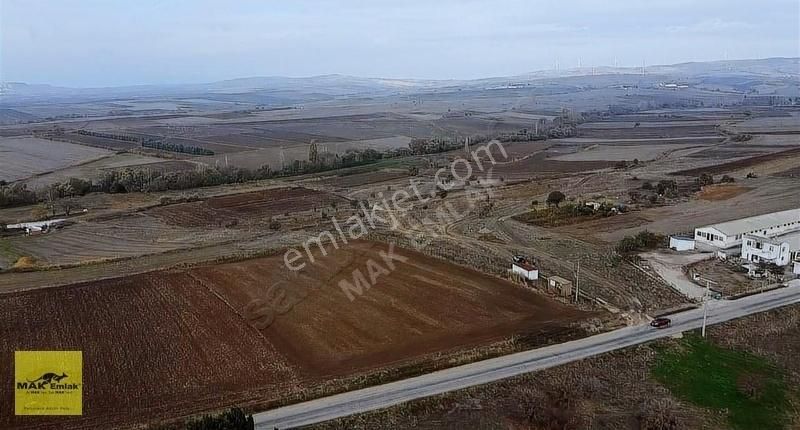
left=60, top=198, right=77, bottom=217
left=45, top=185, right=59, bottom=216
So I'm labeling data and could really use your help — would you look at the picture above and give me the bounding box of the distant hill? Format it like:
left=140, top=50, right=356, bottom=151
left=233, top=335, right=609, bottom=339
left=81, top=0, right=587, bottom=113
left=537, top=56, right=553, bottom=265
left=2, top=57, right=797, bottom=103
left=0, top=108, right=39, bottom=125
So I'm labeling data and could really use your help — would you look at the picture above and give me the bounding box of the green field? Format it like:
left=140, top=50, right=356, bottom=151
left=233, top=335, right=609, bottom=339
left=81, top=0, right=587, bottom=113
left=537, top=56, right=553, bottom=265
left=652, top=334, right=789, bottom=430
left=0, top=238, right=21, bottom=268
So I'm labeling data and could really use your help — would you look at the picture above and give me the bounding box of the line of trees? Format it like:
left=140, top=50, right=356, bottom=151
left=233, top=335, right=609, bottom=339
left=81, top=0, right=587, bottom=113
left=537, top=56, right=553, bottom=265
left=75, top=129, right=216, bottom=155
left=0, top=181, right=37, bottom=207
left=95, top=166, right=273, bottom=194
left=75, top=129, right=140, bottom=142
left=96, top=149, right=387, bottom=193
left=0, top=178, right=92, bottom=215
left=407, top=131, right=550, bottom=156
left=142, top=138, right=215, bottom=155
left=408, top=137, right=463, bottom=155
left=0, top=146, right=392, bottom=209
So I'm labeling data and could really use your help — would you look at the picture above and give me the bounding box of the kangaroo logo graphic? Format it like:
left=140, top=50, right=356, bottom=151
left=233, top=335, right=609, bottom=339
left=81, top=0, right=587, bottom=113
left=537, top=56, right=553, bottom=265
left=15, top=351, right=83, bottom=415
left=28, top=373, right=68, bottom=385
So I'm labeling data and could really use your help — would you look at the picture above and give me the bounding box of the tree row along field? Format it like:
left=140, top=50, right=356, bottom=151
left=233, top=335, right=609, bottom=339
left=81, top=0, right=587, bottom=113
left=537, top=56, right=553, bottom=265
left=0, top=240, right=590, bottom=429
left=2, top=187, right=352, bottom=267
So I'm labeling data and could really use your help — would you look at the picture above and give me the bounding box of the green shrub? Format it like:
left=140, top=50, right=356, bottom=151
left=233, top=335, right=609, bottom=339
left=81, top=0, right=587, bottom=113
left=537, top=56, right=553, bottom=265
left=546, top=191, right=566, bottom=207
left=185, top=408, right=254, bottom=430
left=616, top=230, right=665, bottom=254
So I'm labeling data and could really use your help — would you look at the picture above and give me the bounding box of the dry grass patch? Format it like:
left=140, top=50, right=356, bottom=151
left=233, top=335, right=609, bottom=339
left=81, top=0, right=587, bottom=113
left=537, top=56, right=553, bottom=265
left=696, top=184, right=752, bottom=201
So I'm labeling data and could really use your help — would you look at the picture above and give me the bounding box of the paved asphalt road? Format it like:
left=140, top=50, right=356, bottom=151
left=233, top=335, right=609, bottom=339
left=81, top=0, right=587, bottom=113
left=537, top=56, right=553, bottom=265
left=255, top=284, right=800, bottom=429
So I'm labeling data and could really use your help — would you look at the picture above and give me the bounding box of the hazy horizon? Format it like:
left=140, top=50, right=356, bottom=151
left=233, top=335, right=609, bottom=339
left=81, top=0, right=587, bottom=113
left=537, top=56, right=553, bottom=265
left=2, top=0, right=798, bottom=88
left=3, top=56, right=800, bottom=90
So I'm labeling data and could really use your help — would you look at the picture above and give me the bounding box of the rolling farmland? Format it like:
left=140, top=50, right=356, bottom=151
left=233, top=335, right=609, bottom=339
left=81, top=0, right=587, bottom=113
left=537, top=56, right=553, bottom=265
left=190, top=240, right=589, bottom=374
left=1, top=56, right=799, bottom=429
left=149, top=187, right=350, bottom=228
left=0, top=137, right=112, bottom=182
left=0, top=241, right=587, bottom=429
left=4, top=213, right=244, bottom=266
left=0, top=271, right=301, bottom=430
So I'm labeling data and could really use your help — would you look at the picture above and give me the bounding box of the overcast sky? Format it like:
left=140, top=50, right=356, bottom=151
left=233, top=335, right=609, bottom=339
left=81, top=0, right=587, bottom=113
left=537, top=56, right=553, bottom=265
left=1, top=0, right=798, bottom=87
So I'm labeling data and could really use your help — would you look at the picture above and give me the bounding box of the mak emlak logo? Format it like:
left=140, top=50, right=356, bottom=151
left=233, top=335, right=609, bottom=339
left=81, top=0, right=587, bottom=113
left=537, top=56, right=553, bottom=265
left=15, top=351, right=83, bottom=415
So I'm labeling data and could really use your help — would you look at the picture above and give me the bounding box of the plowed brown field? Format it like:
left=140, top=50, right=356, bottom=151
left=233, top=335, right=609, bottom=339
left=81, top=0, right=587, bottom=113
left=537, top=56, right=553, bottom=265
left=149, top=187, right=349, bottom=227
left=0, top=272, right=300, bottom=430
left=191, top=241, right=588, bottom=373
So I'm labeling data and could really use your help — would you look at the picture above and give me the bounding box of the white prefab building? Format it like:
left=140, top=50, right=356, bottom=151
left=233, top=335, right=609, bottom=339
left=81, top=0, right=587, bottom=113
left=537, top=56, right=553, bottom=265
left=694, top=208, right=800, bottom=254
left=794, top=261, right=800, bottom=277
left=669, top=236, right=696, bottom=252
left=741, top=231, right=800, bottom=267
left=5, top=219, right=66, bottom=235
left=512, top=262, right=539, bottom=281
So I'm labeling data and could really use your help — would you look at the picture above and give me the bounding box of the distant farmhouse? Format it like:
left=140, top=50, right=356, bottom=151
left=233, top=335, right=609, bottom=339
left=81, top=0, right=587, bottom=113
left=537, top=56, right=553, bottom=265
left=5, top=219, right=66, bottom=235
left=659, top=82, right=689, bottom=89
left=691, top=208, right=800, bottom=266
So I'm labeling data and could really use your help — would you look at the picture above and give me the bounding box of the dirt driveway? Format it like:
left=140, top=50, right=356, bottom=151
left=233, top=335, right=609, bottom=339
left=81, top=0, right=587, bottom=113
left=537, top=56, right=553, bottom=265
left=640, top=251, right=714, bottom=300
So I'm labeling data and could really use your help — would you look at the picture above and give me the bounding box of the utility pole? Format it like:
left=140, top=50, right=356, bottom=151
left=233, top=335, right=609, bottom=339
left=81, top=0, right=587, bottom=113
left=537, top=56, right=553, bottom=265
left=700, top=278, right=718, bottom=337
left=701, top=280, right=710, bottom=337
left=574, top=261, right=580, bottom=303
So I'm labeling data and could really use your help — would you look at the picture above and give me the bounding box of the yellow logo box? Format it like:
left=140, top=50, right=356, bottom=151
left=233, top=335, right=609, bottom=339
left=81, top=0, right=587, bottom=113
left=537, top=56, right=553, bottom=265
left=15, top=351, right=83, bottom=416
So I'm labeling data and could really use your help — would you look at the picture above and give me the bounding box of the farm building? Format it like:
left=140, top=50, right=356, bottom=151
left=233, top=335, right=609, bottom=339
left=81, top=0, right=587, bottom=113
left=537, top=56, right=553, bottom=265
left=585, top=201, right=602, bottom=211
left=547, top=276, right=573, bottom=298
left=694, top=208, right=800, bottom=256
left=6, top=219, right=66, bottom=235
left=511, top=261, right=539, bottom=281
left=669, top=235, right=695, bottom=252
left=741, top=231, right=800, bottom=267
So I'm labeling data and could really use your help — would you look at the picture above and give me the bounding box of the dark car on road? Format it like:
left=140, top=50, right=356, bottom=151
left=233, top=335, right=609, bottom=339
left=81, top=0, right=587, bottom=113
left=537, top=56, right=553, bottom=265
left=650, top=317, right=671, bottom=328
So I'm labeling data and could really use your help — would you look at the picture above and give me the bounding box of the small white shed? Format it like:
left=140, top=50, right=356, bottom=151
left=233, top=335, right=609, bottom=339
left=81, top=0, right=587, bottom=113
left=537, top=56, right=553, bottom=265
left=512, top=262, right=539, bottom=281
left=794, top=261, right=800, bottom=277
left=670, top=235, right=695, bottom=252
